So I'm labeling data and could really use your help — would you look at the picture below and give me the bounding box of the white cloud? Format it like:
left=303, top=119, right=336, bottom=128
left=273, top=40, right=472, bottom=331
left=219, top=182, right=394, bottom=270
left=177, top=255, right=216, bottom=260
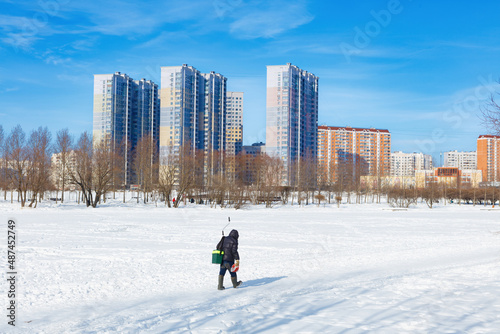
left=0, top=1, right=212, bottom=52
left=137, top=31, right=193, bottom=49
left=44, top=55, right=72, bottom=65
left=0, top=87, right=19, bottom=94
left=69, top=37, right=98, bottom=51
left=0, top=14, right=29, bottom=28
left=59, top=0, right=212, bottom=36
left=448, top=78, right=498, bottom=105
left=0, top=12, right=69, bottom=50
left=1, top=0, right=314, bottom=55
left=57, top=73, right=92, bottom=85
left=63, top=0, right=313, bottom=40
left=0, top=32, right=40, bottom=51
left=435, top=40, right=500, bottom=52
left=229, top=0, right=314, bottom=39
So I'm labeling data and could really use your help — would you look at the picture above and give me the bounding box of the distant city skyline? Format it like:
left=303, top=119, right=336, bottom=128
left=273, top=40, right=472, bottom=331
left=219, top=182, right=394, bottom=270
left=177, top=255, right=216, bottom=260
left=2, top=1, right=500, bottom=164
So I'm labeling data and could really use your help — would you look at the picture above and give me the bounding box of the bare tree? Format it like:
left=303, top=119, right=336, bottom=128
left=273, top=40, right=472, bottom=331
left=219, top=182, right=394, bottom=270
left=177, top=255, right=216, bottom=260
left=354, top=157, right=368, bottom=204
left=480, top=81, right=500, bottom=135
left=67, top=133, right=121, bottom=208
left=317, top=157, right=333, bottom=204
left=207, top=173, right=229, bottom=208
left=259, top=155, right=283, bottom=208
left=27, top=127, right=53, bottom=208
left=158, top=145, right=176, bottom=207
left=226, top=152, right=252, bottom=207
left=132, top=133, right=158, bottom=204
left=54, top=128, right=73, bottom=203
left=228, top=179, right=248, bottom=209
left=335, top=154, right=356, bottom=204
left=6, top=125, right=30, bottom=207
left=420, top=179, right=441, bottom=209
left=205, top=149, right=226, bottom=204
left=246, top=154, right=265, bottom=205
left=387, top=186, right=417, bottom=208
left=0, top=126, right=15, bottom=201
left=296, top=150, right=317, bottom=206
left=0, top=125, right=8, bottom=200
left=279, top=186, right=291, bottom=205
left=221, top=150, right=246, bottom=208
left=92, top=138, right=119, bottom=207
left=174, top=144, right=199, bottom=208
left=69, top=132, right=93, bottom=207
left=113, top=138, right=129, bottom=202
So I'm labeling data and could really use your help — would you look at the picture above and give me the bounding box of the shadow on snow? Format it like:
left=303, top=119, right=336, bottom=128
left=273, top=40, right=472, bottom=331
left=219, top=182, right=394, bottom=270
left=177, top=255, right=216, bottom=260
left=239, top=276, right=287, bottom=289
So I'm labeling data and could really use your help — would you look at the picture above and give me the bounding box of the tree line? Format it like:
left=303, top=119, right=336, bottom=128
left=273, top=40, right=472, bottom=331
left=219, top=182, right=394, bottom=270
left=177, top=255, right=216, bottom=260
left=0, top=125, right=293, bottom=208
left=1, top=124, right=499, bottom=209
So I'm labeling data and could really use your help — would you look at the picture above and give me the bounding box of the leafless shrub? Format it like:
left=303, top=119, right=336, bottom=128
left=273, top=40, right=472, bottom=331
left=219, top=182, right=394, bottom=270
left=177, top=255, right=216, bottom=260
left=335, top=195, right=342, bottom=208
left=387, top=187, right=417, bottom=208
left=419, top=184, right=441, bottom=209
left=315, top=193, right=326, bottom=206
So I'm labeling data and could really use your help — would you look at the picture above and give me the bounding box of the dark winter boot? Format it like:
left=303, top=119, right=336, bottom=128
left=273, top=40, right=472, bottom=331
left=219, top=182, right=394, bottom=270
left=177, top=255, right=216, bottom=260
left=231, top=276, right=242, bottom=288
left=218, top=275, right=225, bottom=290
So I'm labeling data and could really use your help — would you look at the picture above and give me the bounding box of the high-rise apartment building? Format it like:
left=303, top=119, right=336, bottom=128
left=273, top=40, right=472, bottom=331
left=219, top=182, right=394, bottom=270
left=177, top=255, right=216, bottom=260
left=159, top=65, right=227, bottom=176
left=93, top=72, right=159, bottom=184
left=266, top=63, right=319, bottom=186
left=477, top=135, right=500, bottom=182
left=391, top=151, right=433, bottom=176
left=225, top=92, right=243, bottom=157
left=317, top=126, right=391, bottom=184
left=443, top=150, right=477, bottom=170
left=224, top=92, right=243, bottom=181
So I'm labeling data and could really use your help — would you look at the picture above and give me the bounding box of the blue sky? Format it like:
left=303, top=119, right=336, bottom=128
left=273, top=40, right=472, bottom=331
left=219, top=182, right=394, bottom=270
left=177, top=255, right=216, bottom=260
left=1, top=0, right=500, bottom=164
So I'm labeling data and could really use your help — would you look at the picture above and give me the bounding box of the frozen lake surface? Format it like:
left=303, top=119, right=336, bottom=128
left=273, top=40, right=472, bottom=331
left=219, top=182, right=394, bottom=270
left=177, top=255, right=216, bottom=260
left=2, top=200, right=500, bottom=333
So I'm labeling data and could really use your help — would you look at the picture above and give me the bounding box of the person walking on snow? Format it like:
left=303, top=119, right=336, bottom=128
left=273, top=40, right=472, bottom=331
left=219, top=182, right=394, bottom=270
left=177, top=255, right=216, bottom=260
left=218, top=229, right=243, bottom=290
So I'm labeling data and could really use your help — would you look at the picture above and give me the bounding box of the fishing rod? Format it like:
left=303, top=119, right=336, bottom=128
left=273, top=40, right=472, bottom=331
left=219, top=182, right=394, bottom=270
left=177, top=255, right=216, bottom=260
left=222, top=217, right=230, bottom=236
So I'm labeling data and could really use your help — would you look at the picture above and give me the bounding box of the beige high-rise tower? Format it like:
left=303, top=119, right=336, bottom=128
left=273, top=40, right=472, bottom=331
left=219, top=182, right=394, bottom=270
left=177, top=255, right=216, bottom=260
left=266, top=63, right=319, bottom=186
left=225, top=91, right=243, bottom=157
left=93, top=72, right=159, bottom=185
left=159, top=64, right=227, bottom=178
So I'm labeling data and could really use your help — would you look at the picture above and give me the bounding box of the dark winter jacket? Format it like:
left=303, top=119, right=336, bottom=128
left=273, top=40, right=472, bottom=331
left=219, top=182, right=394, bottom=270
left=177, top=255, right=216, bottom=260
left=222, top=229, right=240, bottom=262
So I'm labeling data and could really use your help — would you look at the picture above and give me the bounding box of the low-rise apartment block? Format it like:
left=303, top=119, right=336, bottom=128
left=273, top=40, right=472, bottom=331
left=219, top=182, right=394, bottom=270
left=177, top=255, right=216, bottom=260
left=443, top=150, right=477, bottom=170
left=391, top=151, right=433, bottom=176
left=318, top=126, right=391, bottom=184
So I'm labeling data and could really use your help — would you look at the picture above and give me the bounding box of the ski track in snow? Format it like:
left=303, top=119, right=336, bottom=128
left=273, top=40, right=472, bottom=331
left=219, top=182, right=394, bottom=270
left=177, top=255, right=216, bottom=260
left=1, top=201, right=500, bottom=333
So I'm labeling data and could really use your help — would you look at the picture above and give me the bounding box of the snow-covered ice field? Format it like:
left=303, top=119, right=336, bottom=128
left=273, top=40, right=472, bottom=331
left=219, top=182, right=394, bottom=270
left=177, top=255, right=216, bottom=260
left=1, top=199, right=500, bottom=333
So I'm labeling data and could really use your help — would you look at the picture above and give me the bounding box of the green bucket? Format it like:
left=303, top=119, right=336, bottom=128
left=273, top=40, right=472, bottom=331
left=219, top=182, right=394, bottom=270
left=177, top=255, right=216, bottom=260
left=212, top=250, right=224, bottom=264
